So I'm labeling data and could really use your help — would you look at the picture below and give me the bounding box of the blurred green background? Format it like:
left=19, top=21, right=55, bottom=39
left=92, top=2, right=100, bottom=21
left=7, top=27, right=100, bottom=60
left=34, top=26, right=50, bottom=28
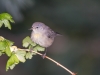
left=0, top=0, right=100, bottom=75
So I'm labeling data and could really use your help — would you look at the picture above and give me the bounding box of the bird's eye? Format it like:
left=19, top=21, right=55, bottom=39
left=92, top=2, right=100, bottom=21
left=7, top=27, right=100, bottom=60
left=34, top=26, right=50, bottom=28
left=36, top=27, right=38, bottom=28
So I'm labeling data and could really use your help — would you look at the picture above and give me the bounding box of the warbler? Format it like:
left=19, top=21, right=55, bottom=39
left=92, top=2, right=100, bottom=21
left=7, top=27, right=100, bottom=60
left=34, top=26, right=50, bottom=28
left=30, top=22, right=60, bottom=57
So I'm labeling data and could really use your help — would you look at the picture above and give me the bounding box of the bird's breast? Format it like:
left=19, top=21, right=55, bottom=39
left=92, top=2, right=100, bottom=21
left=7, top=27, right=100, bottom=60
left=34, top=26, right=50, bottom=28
left=31, top=32, right=54, bottom=47
left=34, top=33, right=42, bottom=39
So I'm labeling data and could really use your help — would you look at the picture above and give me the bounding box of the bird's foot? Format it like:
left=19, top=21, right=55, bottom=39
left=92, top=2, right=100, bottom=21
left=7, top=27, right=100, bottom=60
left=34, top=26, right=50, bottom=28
left=41, top=53, right=46, bottom=59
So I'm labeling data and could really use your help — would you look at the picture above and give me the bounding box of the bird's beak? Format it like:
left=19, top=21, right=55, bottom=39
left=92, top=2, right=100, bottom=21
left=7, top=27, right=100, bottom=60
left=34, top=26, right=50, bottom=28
left=29, top=27, right=32, bottom=30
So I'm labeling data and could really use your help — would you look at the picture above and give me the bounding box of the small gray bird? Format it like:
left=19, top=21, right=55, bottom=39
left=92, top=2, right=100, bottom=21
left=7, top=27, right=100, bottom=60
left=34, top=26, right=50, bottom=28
left=30, top=22, right=60, bottom=57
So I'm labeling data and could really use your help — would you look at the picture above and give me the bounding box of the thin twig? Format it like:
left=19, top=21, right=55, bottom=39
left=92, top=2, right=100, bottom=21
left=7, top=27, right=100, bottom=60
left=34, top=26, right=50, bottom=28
left=23, top=49, right=76, bottom=75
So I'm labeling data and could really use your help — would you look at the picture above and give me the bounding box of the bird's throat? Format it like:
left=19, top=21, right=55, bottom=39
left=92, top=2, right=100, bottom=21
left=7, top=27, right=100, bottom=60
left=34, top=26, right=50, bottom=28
left=34, top=33, right=41, bottom=39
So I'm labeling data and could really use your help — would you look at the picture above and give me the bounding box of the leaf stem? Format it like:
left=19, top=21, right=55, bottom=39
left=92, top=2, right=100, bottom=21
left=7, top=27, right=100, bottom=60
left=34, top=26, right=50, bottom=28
left=23, top=49, right=76, bottom=75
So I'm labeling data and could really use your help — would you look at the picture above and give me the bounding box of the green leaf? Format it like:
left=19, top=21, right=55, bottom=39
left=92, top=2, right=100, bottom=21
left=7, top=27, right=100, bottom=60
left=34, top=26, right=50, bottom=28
left=25, top=52, right=34, bottom=59
left=0, top=38, right=14, bottom=56
left=6, top=50, right=26, bottom=71
left=23, top=42, right=29, bottom=48
left=0, top=13, right=14, bottom=23
left=6, top=39, right=14, bottom=46
left=2, top=19, right=11, bottom=29
left=0, top=41, right=6, bottom=50
left=4, top=39, right=14, bottom=56
left=9, top=64, right=16, bottom=70
left=5, top=45, right=11, bottom=57
left=0, top=37, right=13, bottom=51
left=23, top=36, right=36, bottom=48
left=33, top=45, right=45, bottom=52
left=15, top=50, right=26, bottom=62
left=0, top=13, right=14, bottom=29
left=16, top=54, right=26, bottom=62
left=22, top=36, right=30, bottom=47
left=6, top=54, right=19, bottom=71
left=4, top=40, right=13, bottom=56
left=0, top=21, right=3, bottom=27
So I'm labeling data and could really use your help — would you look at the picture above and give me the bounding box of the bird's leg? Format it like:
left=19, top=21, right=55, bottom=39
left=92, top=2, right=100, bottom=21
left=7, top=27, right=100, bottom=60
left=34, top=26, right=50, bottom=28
left=29, top=46, right=33, bottom=52
left=42, top=48, right=47, bottom=59
left=29, top=45, right=37, bottom=52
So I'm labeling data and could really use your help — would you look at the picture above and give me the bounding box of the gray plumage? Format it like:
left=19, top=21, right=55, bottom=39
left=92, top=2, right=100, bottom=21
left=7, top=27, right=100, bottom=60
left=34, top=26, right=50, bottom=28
left=30, top=22, right=57, bottom=47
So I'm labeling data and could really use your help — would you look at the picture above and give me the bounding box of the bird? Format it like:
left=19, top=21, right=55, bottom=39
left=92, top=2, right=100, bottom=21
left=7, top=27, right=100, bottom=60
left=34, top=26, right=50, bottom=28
left=30, top=22, right=60, bottom=58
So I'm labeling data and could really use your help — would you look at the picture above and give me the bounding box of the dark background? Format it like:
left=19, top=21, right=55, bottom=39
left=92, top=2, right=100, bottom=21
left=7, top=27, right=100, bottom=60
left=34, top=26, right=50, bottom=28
left=0, top=0, right=100, bottom=75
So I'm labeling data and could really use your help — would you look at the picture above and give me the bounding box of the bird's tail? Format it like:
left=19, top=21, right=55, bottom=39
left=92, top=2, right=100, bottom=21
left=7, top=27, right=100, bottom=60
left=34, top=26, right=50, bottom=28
left=56, top=32, right=62, bottom=36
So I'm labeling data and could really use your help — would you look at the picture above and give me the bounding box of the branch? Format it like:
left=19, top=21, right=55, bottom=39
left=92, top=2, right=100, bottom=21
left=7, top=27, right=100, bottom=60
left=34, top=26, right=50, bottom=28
left=22, top=49, right=76, bottom=75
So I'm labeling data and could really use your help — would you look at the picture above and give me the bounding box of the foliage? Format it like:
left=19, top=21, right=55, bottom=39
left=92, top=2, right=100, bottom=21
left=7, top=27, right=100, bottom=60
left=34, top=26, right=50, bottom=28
left=0, top=13, right=45, bottom=71
left=0, top=13, right=14, bottom=29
